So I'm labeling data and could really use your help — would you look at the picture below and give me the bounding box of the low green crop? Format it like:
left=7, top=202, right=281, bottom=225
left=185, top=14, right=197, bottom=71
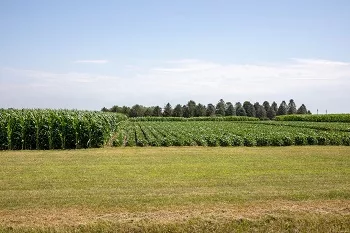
left=276, top=114, right=350, bottom=122
left=129, top=116, right=259, bottom=122
left=111, top=121, right=350, bottom=147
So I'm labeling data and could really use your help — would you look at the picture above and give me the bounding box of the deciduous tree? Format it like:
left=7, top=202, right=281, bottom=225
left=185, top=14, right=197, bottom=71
left=130, top=104, right=145, bottom=117
left=172, top=104, right=183, bottom=117
left=152, top=106, right=162, bottom=117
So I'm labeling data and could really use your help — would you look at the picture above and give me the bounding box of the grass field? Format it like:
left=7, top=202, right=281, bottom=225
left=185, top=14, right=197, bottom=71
left=0, top=147, right=349, bottom=232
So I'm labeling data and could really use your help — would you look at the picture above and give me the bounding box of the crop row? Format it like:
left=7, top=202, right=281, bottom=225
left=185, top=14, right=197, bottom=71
left=276, top=114, right=350, bottom=122
left=112, top=121, right=350, bottom=147
left=129, top=116, right=259, bottom=122
left=0, top=109, right=126, bottom=150
left=249, top=121, right=350, bottom=132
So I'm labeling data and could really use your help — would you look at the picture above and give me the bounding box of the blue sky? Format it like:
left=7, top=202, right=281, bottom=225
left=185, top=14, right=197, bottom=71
left=1, top=0, right=350, bottom=113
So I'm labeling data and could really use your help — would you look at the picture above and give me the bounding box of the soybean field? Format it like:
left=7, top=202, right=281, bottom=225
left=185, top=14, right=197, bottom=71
left=112, top=121, right=350, bottom=147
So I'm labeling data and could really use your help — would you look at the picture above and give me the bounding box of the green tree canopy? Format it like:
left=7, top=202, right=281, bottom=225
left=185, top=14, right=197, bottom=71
left=256, top=105, right=267, bottom=119
left=263, top=101, right=270, bottom=112
left=215, top=99, right=226, bottom=116
left=271, top=101, right=278, bottom=113
left=297, top=104, right=308, bottom=114
left=236, top=106, right=247, bottom=116
left=266, top=107, right=276, bottom=120
left=195, top=103, right=207, bottom=117
left=277, top=101, right=288, bottom=116
left=172, top=104, right=183, bottom=117
left=206, top=104, right=216, bottom=117
left=225, top=102, right=236, bottom=116
left=287, top=99, right=297, bottom=115
left=152, top=106, right=162, bottom=117
left=187, top=100, right=196, bottom=117
left=243, top=101, right=256, bottom=117
left=130, top=104, right=145, bottom=117
left=163, top=103, right=173, bottom=117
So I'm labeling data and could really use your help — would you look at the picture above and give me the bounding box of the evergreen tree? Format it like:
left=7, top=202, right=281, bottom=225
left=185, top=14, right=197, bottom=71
left=256, top=105, right=267, bottom=119
left=225, top=102, right=236, bottom=116
left=206, top=104, right=216, bottom=117
left=163, top=103, right=173, bottom=117
left=215, top=99, right=226, bottom=116
left=253, top=102, right=260, bottom=113
left=297, top=104, right=308, bottom=114
left=172, top=104, right=183, bottom=117
left=271, top=101, right=278, bottom=113
left=243, top=101, right=256, bottom=117
left=277, top=101, right=288, bottom=116
left=287, top=99, right=297, bottom=115
left=236, top=106, right=247, bottom=116
left=263, top=101, right=270, bottom=112
left=187, top=100, right=196, bottom=117
left=183, top=105, right=190, bottom=118
left=195, top=103, right=206, bottom=117
left=152, top=106, right=162, bottom=117
left=102, top=98, right=311, bottom=119
left=266, top=107, right=276, bottom=120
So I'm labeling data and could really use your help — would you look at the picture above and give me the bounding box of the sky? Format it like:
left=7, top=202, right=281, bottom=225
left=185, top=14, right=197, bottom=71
left=1, top=0, right=350, bottom=113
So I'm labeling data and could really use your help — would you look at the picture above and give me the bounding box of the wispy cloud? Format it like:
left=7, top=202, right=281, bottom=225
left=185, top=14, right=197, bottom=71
left=291, top=58, right=350, bottom=66
left=73, top=60, right=109, bottom=64
left=1, top=58, right=350, bottom=112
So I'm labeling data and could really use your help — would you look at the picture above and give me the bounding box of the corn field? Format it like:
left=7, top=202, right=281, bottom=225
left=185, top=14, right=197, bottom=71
left=0, top=109, right=126, bottom=150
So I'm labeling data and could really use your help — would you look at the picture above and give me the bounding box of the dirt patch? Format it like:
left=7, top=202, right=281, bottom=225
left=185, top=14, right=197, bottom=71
left=0, top=200, right=349, bottom=227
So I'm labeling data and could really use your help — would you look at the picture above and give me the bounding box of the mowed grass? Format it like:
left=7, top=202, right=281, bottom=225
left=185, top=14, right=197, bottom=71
left=0, top=147, right=349, bottom=232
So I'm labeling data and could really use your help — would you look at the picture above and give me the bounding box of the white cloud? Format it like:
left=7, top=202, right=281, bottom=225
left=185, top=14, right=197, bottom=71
left=291, top=58, right=350, bottom=66
left=1, top=58, right=350, bottom=113
left=73, top=60, right=109, bottom=64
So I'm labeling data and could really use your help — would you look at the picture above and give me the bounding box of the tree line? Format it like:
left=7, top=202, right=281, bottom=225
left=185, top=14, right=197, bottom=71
left=101, top=99, right=310, bottom=120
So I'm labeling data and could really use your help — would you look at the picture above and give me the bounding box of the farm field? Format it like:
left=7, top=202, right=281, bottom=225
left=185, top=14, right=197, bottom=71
left=0, top=147, right=349, bottom=232
left=0, top=109, right=126, bottom=150
left=112, top=121, right=350, bottom=147
left=1, top=109, right=350, bottom=150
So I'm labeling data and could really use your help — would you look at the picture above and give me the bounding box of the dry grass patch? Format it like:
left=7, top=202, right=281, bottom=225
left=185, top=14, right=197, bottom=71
left=0, top=200, right=349, bottom=228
